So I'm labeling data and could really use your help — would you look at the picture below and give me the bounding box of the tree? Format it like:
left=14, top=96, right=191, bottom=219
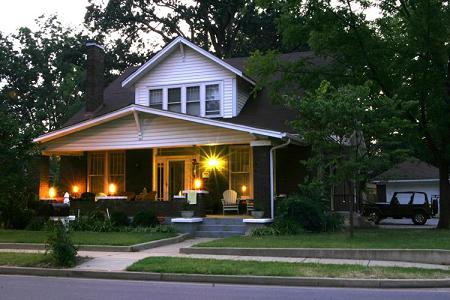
left=84, top=0, right=286, bottom=58
left=250, top=0, right=450, bottom=228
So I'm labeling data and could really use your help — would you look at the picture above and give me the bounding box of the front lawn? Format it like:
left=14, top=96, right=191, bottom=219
left=0, top=230, right=176, bottom=246
left=127, top=256, right=450, bottom=279
left=0, top=252, right=53, bottom=267
left=195, top=229, right=450, bottom=249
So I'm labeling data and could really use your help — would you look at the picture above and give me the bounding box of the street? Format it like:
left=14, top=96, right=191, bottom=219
left=0, top=275, right=449, bottom=300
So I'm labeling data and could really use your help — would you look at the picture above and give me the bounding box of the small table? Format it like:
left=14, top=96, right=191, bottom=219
left=238, top=197, right=254, bottom=214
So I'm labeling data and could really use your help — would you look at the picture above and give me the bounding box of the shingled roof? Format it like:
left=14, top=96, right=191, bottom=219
left=62, top=51, right=322, bottom=133
left=372, top=158, right=439, bottom=182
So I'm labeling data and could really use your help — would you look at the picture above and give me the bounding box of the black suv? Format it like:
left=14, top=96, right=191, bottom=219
left=362, top=191, right=439, bottom=225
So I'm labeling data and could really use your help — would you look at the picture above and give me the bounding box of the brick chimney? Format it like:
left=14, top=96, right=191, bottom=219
left=85, top=42, right=105, bottom=112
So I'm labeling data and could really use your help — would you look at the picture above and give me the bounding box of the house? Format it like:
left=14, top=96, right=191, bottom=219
left=372, top=158, right=440, bottom=203
left=34, top=37, right=314, bottom=220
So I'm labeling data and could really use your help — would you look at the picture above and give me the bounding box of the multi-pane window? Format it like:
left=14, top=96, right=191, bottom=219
left=88, top=152, right=105, bottom=194
left=149, top=89, right=163, bottom=109
left=108, top=152, right=126, bottom=194
left=168, top=88, right=181, bottom=113
left=88, top=151, right=126, bottom=194
left=186, top=86, right=200, bottom=116
left=229, top=146, right=251, bottom=197
left=205, top=84, right=221, bottom=116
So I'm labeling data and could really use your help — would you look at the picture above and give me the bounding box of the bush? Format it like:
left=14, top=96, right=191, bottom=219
left=8, top=209, right=34, bottom=229
left=132, top=210, right=159, bottom=227
left=26, top=216, right=49, bottom=231
left=324, top=212, right=344, bottom=232
left=250, top=226, right=280, bottom=237
left=46, top=222, right=77, bottom=267
left=110, top=211, right=129, bottom=227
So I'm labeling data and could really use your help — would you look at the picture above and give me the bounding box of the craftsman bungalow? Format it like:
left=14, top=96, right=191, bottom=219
left=34, top=37, right=315, bottom=219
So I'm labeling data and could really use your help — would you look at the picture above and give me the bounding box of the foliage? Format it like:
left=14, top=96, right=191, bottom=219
left=131, top=210, right=159, bottom=228
left=249, top=226, right=280, bottom=237
left=25, top=216, right=49, bottom=231
left=250, top=0, right=450, bottom=228
left=46, top=222, right=77, bottom=267
left=110, top=211, right=129, bottom=227
left=85, top=0, right=287, bottom=58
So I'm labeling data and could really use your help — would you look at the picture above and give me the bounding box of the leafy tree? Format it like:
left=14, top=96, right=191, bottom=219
left=250, top=0, right=450, bottom=228
left=85, top=0, right=286, bottom=58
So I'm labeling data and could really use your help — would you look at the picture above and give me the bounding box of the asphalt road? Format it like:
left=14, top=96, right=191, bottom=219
left=0, top=275, right=450, bottom=300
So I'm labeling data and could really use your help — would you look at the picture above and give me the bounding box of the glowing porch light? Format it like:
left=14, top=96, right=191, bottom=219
left=72, top=185, right=80, bottom=193
left=49, top=187, right=57, bottom=199
left=108, top=183, right=117, bottom=195
left=241, top=185, right=247, bottom=194
left=194, top=178, right=203, bottom=190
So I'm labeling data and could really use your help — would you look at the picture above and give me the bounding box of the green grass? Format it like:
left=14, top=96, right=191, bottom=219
left=0, top=252, right=53, bottom=267
left=195, top=229, right=450, bottom=249
left=0, top=230, right=176, bottom=246
left=127, top=256, right=450, bottom=279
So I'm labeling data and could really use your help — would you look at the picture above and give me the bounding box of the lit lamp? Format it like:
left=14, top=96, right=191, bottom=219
left=49, top=187, right=57, bottom=199
left=194, top=178, right=203, bottom=190
left=241, top=185, right=247, bottom=195
left=72, top=185, right=80, bottom=194
left=108, top=183, right=117, bottom=196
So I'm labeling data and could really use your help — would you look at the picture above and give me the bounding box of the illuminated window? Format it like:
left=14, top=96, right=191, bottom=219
left=108, top=152, right=125, bottom=194
left=229, top=146, right=252, bottom=197
left=88, top=152, right=105, bottom=194
left=88, top=151, right=126, bottom=194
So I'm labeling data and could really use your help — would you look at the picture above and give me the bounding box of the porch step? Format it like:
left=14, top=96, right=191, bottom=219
left=195, top=230, right=245, bottom=238
left=202, top=218, right=246, bottom=225
left=197, top=224, right=247, bottom=233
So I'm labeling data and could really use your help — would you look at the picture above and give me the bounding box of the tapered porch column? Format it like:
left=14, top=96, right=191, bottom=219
left=251, top=141, right=272, bottom=218
left=38, top=156, right=50, bottom=199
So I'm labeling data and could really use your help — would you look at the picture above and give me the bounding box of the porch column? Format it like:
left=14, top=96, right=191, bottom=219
left=251, top=141, right=272, bottom=218
left=38, top=156, right=50, bottom=199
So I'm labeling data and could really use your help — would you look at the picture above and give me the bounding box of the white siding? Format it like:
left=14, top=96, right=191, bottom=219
left=42, top=114, right=255, bottom=153
left=134, top=48, right=235, bottom=118
left=236, top=77, right=252, bottom=115
left=385, top=181, right=440, bottom=203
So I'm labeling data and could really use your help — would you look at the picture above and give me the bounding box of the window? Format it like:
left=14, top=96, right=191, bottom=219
left=88, top=151, right=126, bottom=194
left=88, top=152, right=105, bottom=194
left=149, top=89, right=163, bottom=109
left=205, top=84, right=221, bottom=116
left=109, top=152, right=125, bottom=194
left=168, top=87, right=181, bottom=113
left=229, top=146, right=251, bottom=197
left=186, top=86, right=200, bottom=116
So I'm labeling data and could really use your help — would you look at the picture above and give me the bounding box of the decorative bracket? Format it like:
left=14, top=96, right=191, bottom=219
left=133, top=110, right=143, bottom=140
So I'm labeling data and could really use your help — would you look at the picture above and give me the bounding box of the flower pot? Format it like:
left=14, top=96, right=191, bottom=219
left=181, top=211, right=194, bottom=218
left=251, top=211, right=264, bottom=218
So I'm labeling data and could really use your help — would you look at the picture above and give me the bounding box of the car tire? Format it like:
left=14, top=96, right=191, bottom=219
left=367, top=211, right=381, bottom=224
left=412, top=212, right=428, bottom=225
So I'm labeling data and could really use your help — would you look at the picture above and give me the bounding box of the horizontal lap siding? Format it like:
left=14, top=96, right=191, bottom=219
left=237, top=77, right=252, bottom=115
left=134, top=48, right=234, bottom=118
left=42, top=115, right=255, bottom=152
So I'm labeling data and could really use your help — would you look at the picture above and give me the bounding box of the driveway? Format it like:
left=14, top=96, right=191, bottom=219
left=379, top=217, right=438, bottom=229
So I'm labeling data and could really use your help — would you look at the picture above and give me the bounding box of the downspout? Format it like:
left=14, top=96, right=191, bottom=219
left=270, top=138, right=291, bottom=219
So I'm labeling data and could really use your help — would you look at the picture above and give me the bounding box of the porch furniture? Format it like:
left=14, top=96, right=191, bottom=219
left=240, top=197, right=255, bottom=215
left=135, top=191, right=157, bottom=201
left=124, top=191, right=136, bottom=201
left=221, top=190, right=239, bottom=215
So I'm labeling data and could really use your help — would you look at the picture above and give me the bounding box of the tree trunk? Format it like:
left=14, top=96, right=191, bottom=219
left=437, top=161, right=450, bottom=229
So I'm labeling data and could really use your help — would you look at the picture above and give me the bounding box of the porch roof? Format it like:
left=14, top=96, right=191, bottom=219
left=34, top=104, right=302, bottom=144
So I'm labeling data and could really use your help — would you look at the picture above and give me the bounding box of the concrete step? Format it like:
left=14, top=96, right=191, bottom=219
left=197, top=224, right=247, bottom=232
left=195, top=230, right=244, bottom=238
left=202, top=218, right=245, bottom=225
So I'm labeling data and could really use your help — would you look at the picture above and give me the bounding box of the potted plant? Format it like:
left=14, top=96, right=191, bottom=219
left=251, top=200, right=265, bottom=218
left=181, top=201, right=194, bottom=218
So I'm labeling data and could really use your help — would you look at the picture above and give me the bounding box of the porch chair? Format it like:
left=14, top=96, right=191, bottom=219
left=221, top=190, right=239, bottom=215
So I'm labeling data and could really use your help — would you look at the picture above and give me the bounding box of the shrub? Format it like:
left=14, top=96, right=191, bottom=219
left=250, top=226, right=280, bottom=237
left=110, top=211, right=129, bottom=227
left=46, top=222, right=77, bottom=267
left=8, top=209, right=34, bottom=229
left=324, top=212, right=344, bottom=232
left=132, top=210, right=159, bottom=227
left=26, top=216, right=49, bottom=231
left=88, top=210, right=106, bottom=222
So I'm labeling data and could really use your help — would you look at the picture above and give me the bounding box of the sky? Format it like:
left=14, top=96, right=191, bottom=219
left=0, top=0, right=91, bottom=34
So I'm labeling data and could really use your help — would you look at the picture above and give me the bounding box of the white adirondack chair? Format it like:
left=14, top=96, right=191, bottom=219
left=221, top=190, right=239, bottom=215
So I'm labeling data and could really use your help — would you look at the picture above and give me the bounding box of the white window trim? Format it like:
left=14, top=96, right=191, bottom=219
left=147, top=80, right=223, bottom=118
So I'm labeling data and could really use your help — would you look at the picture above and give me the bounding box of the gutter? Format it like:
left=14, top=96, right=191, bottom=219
left=269, top=138, right=291, bottom=219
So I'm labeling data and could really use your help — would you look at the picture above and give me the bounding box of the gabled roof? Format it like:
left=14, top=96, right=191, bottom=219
left=372, top=158, right=439, bottom=182
left=121, top=36, right=255, bottom=88
left=34, top=104, right=302, bottom=144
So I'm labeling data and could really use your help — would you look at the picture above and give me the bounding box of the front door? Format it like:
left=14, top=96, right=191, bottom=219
left=155, top=156, right=193, bottom=200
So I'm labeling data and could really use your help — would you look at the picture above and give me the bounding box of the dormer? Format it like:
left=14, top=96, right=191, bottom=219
left=122, top=37, right=255, bottom=118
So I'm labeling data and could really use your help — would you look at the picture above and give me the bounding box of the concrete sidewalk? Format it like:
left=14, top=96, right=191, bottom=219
left=2, top=238, right=449, bottom=271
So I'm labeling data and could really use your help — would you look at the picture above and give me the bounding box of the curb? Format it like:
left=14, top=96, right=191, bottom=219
left=0, top=266, right=449, bottom=288
left=180, top=247, right=450, bottom=266
left=0, top=233, right=190, bottom=252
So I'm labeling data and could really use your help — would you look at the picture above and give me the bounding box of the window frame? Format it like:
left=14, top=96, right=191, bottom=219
left=87, top=151, right=126, bottom=194
left=149, top=88, right=163, bottom=109
left=228, top=145, right=253, bottom=198
left=147, top=81, right=223, bottom=117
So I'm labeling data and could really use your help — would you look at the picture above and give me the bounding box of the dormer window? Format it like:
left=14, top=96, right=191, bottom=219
left=148, top=81, right=222, bottom=117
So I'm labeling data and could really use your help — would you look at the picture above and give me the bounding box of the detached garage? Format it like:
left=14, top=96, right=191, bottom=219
left=372, top=158, right=440, bottom=204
